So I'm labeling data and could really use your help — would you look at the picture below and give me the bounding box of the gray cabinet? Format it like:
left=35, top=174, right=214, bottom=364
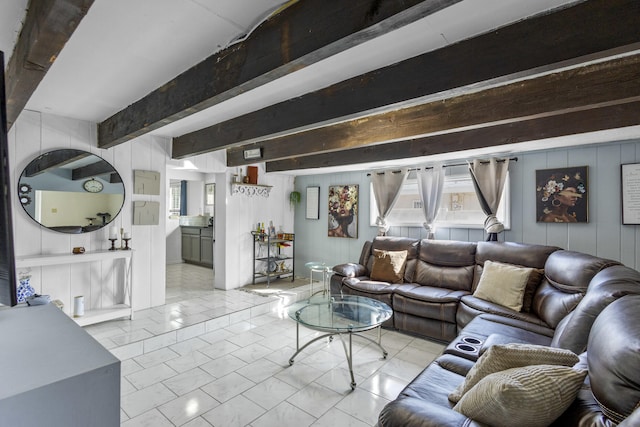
left=181, top=226, right=213, bottom=267
left=200, top=227, right=214, bottom=266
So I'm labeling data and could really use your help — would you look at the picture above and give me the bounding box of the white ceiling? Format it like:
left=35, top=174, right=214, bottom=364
left=3, top=0, right=637, bottom=175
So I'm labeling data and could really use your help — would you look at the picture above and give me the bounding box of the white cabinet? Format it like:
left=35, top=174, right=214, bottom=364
left=14, top=250, right=133, bottom=326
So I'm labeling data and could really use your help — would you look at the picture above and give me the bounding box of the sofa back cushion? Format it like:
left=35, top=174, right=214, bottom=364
left=413, top=239, right=476, bottom=291
left=367, top=237, right=420, bottom=283
left=551, top=265, right=640, bottom=353
left=532, top=250, right=620, bottom=328
left=588, top=295, right=640, bottom=424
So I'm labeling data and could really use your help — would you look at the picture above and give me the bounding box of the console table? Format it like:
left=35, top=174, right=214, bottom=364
left=14, top=250, right=133, bottom=326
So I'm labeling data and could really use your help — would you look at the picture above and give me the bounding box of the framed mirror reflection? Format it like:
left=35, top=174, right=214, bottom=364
left=18, top=149, right=125, bottom=234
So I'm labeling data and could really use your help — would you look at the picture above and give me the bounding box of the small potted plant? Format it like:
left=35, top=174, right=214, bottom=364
left=289, top=191, right=301, bottom=209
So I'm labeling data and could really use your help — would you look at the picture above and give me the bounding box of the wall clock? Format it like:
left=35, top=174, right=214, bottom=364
left=83, top=178, right=104, bottom=193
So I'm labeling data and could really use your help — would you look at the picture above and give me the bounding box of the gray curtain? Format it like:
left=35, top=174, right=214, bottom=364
left=416, top=165, right=445, bottom=239
left=371, top=168, right=408, bottom=236
left=468, top=158, right=509, bottom=241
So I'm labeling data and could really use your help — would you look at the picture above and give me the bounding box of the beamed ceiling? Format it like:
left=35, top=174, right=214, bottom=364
left=3, top=0, right=640, bottom=175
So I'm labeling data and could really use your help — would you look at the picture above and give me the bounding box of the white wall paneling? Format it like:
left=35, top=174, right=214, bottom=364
left=9, top=111, right=168, bottom=313
left=215, top=166, right=295, bottom=290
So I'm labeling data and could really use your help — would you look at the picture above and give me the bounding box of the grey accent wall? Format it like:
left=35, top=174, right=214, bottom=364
left=293, top=139, right=640, bottom=274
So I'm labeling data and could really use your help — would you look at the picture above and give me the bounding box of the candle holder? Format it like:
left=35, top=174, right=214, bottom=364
left=123, top=238, right=131, bottom=250
left=108, top=238, right=118, bottom=251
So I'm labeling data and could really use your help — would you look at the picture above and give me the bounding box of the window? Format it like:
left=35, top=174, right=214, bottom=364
left=370, top=172, right=510, bottom=229
left=169, top=181, right=181, bottom=217
left=204, top=183, right=215, bottom=217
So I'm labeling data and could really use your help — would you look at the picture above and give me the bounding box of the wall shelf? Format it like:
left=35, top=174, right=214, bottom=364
left=231, top=183, right=272, bottom=197
left=15, top=250, right=133, bottom=326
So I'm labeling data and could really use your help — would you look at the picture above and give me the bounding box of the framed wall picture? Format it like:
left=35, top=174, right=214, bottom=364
left=306, top=186, right=320, bottom=220
left=535, top=166, right=588, bottom=223
left=621, top=163, right=640, bottom=225
left=328, top=184, right=358, bottom=238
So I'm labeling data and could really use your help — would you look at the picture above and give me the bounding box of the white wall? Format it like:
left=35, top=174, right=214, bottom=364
left=9, top=110, right=168, bottom=313
left=293, top=139, right=640, bottom=273
left=215, top=165, right=295, bottom=290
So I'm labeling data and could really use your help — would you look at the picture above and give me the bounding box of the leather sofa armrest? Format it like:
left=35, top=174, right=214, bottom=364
left=333, top=262, right=367, bottom=278
left=378, top=397, right=482, bottom=427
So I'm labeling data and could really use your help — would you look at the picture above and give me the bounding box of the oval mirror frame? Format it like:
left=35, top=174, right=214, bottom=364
left=18, top=149, right=125, bottom=234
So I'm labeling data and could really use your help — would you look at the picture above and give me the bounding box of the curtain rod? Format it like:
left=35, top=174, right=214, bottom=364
left=367, top=157, right=518, bottom=176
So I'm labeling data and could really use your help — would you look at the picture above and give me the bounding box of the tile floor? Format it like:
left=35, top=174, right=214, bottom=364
left=85, top=263, right=445, bottom=427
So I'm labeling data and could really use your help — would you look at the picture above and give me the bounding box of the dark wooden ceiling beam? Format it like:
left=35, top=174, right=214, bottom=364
left=266, top=100, right=640, bottom=172
left=173, top=0, right=640, bottom=158
left=71, top=160, right=114, bottom=180
left=4, top=0, right=94, bottom=128
left=97, top=0, right=461, bottom=149
left=24, top=150, right=89, bottom=177
left=226, top=54, right=640, bottom=166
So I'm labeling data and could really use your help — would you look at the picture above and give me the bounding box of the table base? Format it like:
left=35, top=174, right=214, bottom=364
left=288, top=322, right=388, bottom=390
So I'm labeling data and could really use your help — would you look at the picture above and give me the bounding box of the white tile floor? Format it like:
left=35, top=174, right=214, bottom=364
left=85, top=263, right=444, bottom=427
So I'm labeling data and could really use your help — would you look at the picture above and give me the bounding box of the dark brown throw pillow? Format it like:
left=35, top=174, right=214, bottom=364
left=370, top=249, right=408, bottom=284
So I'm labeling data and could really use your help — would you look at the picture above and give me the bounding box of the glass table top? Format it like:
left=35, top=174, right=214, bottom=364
left=286, top=294, right=392, bottom=333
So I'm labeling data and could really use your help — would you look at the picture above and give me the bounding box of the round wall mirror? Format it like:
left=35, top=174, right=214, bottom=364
left=18, top=149, right=125, bottom=234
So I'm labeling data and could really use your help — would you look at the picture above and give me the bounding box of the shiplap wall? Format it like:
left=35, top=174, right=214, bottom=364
left=8, top=110, right=168, bottom=313
left=293, top=139, right=640, bottom=273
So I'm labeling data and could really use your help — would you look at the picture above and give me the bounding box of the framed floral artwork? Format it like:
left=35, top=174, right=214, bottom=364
left=536, top=166, right=588, bottom=223
left=328, top=184, right=358, bottom=238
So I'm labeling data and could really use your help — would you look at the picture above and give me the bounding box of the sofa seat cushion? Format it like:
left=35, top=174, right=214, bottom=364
left=342, top=277, right=403, bottom=295
left=458, top=295, right=549, bottom=329
left=378, top=397, right=482, bottom=427
left=400, top=355, right=469, bottom=406
left=393, top=286, right=468, bottom=323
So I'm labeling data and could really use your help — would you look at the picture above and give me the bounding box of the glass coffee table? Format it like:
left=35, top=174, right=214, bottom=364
left=286, top=294, right=393, bottom=390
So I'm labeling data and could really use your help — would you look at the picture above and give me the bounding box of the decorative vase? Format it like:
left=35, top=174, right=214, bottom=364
left=17, top=277, right=35, bottom=303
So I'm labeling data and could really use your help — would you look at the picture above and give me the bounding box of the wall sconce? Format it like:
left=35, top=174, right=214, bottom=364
left=243, top=148, right=262, bottom=160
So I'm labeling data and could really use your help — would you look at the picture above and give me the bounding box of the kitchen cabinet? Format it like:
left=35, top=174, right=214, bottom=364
left=181, top=226, right=213, bottom=268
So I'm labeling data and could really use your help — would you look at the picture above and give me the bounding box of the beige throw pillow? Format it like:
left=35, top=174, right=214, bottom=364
left=448, top=343, right=579, bottom=403
left=473, top=260, right=533, bottom=311
left=453, top=364, right=587, bottom=427
left=370, top=249, right=408, bottom=284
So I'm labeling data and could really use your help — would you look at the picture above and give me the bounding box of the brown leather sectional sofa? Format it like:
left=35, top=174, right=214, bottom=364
left=330, top=236, right=640, bottom=426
